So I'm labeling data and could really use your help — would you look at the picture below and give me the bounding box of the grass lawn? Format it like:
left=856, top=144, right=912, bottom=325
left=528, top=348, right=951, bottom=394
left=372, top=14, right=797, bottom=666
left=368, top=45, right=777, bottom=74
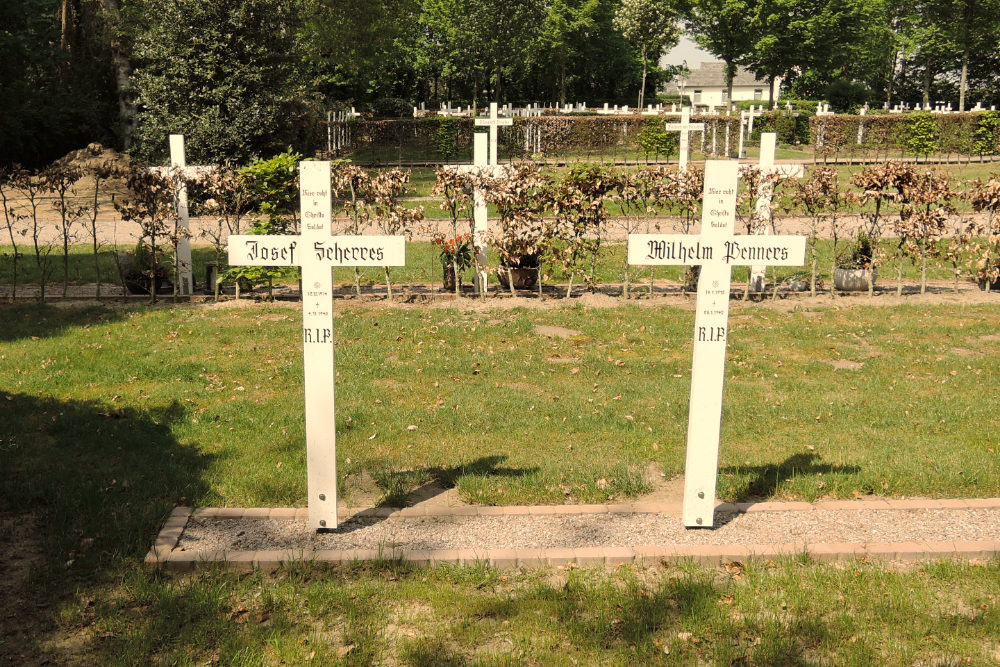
left=1, top=300, right=999, bottom=663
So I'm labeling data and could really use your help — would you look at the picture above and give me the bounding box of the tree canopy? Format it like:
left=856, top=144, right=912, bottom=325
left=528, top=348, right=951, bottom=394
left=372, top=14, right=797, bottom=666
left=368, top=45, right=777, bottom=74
left=1, top=0, right=999, bottom=166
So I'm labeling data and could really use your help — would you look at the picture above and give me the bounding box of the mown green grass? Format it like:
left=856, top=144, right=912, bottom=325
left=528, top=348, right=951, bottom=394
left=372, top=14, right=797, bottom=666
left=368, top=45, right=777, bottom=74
left=2, top=301, right=999, bottom=664
left=47, top=558, right=999, bottom=665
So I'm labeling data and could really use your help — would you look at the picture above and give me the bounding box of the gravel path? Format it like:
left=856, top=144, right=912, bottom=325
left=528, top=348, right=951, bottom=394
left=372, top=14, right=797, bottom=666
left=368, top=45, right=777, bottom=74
left=177, top=507, right=1000, bottom=554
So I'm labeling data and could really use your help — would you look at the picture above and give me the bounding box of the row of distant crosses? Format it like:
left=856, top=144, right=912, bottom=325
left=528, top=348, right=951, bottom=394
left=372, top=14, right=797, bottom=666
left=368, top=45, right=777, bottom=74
left=162, top=105, right=806, bottom=531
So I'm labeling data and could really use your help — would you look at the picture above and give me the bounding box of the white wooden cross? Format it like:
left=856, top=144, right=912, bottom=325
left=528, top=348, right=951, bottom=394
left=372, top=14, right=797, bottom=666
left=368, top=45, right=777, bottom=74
left=475, top=102, right=513, bottom=166
left=445, top=133, right=509, bottom=293
left=664, top=107, right=705, bottom=172
left=227, top=161, right=405, bottom=530
left=737, top=105, right=764, bottom=159
left=149, top=135, right=214, bottom=295
left=748, top=133, right=805, bottom=292
left=627, top=160, right=806, bottom=527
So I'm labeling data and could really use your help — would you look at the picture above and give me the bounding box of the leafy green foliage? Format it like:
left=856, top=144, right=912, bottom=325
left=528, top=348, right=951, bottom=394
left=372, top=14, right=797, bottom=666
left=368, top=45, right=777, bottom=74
left=434, top=118, right=460, bottom=162
left=635, top=118, right=677, bottom=159
left=972, top=112, right=1000, bottom=156
left=0, top=0, right=117, bottom=167
left=125, top=0, right=309, bottom=165
left=905, top=112, right=941, bottom=157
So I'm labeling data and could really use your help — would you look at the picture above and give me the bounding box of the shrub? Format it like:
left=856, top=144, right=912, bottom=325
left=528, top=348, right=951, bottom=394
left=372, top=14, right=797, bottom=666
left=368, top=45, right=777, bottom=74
left=905, top=113, right=940, bottom=157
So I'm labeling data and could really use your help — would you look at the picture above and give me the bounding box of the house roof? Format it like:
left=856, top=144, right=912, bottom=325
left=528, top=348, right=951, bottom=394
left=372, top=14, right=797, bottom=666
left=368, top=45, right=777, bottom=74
left=678, top=62, right=768, bottom=88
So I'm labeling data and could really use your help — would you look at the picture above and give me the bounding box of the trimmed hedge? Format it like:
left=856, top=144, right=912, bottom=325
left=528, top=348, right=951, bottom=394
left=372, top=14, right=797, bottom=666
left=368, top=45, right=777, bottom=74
left=809, top=111, right=1000, bottom=161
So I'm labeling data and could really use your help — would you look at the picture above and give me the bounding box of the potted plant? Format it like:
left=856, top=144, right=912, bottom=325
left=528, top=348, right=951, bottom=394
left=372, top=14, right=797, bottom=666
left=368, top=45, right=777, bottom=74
left=119, top=240, right=174, bottom=295
left=479, top=164, right=552, bottom=295
left=433, top=233, right=474, bottom=291
left=834, top=230, right=877, bottom=292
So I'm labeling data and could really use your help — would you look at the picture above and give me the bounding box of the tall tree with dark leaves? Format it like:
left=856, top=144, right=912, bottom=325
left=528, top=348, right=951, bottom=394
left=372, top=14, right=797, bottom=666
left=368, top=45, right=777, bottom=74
left=682, top=0, right=756, bottom=107
left=537, top=0, right=600, bottom=106
left=467, top=0, right=544, bottom=103
left=124, top=0, right=309, bottom=164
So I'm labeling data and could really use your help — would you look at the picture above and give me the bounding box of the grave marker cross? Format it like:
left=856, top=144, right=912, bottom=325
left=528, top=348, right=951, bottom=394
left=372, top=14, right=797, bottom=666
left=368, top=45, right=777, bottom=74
left=446, top=133, right=509, bottom=293
left=737, top=106, right=764, bottom=159
left=149, top=135, right=214, bottom=295
left=627, top=161, right=806, bottom=527
left=475, top=102, right=513, bottom=166
left=664, top=107, right=705, bottom=171
left=227, top=161, right=405, bottom=530
left=748, top=133, right=805, bottom=292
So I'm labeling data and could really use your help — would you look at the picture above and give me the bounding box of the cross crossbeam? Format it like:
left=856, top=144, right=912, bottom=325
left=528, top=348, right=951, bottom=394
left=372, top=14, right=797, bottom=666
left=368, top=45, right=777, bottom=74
left=474, top=102, right=513, bottom=166
left=664, top=108, right=704, bottom=171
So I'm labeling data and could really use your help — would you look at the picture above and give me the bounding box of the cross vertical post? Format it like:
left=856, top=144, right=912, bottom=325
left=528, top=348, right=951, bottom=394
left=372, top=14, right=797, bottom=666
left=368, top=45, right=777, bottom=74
left=472, top=133, right=489, bottom=292
left=664, top=107, right=705, bottom=172
left=748, top=133, right=804, bottom=292
left=169, top=135, right=193, bottom=295
left=446, top=130, right=509, bottom=294
left=627, top=160, right=806, bottom=527
left=298, top=161, right=337, bottom=530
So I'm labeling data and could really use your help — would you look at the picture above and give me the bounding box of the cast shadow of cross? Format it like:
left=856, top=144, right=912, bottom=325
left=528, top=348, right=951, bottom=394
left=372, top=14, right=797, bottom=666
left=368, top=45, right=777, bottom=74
left=719, top=452, right=861, bottom=503
left=333, top=455, right=537, bottom=534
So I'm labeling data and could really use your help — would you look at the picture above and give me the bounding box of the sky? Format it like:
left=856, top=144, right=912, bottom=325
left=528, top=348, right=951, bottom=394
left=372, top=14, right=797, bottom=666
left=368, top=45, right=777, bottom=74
left=660, top=35, right=716, bottom=69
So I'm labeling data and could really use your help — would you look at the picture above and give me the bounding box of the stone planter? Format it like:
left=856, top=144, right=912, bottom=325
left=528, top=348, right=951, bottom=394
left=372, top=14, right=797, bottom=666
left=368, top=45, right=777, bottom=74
left=978, top=276, right=1000, bottom=292
left=497, top=266, right=538, bottom=290
left=834, top=267, right=876, bottom=292
left=442, top=265, right=461, bottom=292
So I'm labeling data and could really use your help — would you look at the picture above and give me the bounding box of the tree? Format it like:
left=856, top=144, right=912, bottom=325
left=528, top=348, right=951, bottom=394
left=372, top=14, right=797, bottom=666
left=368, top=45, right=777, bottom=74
left=124, top=0, right=309, bottom=164
left=302, top=0, right=423, bottom=109
left=467, top=0, right=544, bottom=103
left=613, top=0, right=680, bottom=110
left=683, top=0, right=755, bottom=107
left=0, top=0, right=117, bottom=166
left=537, top=0, right=600, bottom=106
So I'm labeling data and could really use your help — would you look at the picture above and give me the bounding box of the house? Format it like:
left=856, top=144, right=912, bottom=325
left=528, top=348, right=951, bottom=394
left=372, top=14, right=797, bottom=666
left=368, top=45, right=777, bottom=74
left=664, top=62, right=781, bottom=109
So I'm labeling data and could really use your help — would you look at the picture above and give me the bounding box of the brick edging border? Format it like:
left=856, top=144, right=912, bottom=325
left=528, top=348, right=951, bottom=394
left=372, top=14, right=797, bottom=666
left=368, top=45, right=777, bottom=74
left=146, top=498, right=1000, bottom=571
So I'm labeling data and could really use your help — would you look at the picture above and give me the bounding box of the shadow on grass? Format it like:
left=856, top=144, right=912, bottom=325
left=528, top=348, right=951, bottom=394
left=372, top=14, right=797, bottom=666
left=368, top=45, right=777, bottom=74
left=333, top=455, right=539, bottom=534
left=0, top=392, right=211, bottom=664
left=0, top=303, right=125, bottom=342
left=720, top=453, right=861, bottom=502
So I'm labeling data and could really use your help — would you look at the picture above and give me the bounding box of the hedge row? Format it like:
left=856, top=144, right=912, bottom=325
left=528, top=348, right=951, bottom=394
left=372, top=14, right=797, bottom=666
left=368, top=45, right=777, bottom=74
left=323, top=111, right=1000, bottom=165
left=809, top=112, right=1000, bottom=160
left=325, top=114, right=742, bottom=164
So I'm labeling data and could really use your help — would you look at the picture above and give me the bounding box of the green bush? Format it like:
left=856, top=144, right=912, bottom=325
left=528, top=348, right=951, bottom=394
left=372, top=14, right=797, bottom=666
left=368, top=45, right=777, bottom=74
left=905, top=113, right=940, bottom=157
left=636, top=118, right=676, bottom=160
left=973, top=111, right=1000, bottom=156
left=434, top=118, right=460, bottom=162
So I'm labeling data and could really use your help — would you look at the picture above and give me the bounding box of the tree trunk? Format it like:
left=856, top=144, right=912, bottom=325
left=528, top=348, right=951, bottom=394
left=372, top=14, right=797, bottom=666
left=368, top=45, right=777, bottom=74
left=959, top=46, right=970, bottom=111
left=725, top=61, right=735, bottom=111
left=922, top=57, right=931, bottom=108
left=885, top=49, right=897, bottom=108
left=100, top=0, right=136, bottom=149
left=767, top=75, right=775, bottom=110
left=559, top=62, right=566, bottom=107
left=638, top=48, right=647, bottom=110
left=959, top=0, right=973, bottom=111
